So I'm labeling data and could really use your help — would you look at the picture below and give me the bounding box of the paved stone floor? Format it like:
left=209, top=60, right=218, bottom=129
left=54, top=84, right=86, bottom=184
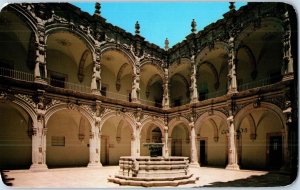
left=0, top=166, right=293, bottom=188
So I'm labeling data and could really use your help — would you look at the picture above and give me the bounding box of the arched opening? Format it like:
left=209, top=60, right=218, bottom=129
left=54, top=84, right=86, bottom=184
left=197, top=117, right=227, bottom=167
left=169, top=60, right=191, bottom=107
left=196, top=44, right=228, bottom=100
left=101, top=50, right=133, bottom=101
left=46, top=109, right=91, bottom=168
left=46, top=31, right=93, bottom=90
left=140, top=124, right=163, bottom=156
left=236, top=19, right=283, bottom=91
left=101, top=116, right=132, bottom=165
left=236, top=108, right=285, bottom=170
left=0, top=102, right=32, bottom=170
left=140, top=63, right=163, bottom=107
left=170, top=124, right=190, bottom=157
left=0, top=11, right=34, bottom=75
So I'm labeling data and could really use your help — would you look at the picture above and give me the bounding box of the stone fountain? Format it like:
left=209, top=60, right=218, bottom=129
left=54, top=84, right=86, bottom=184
left=108, top=143, right=198, bottom=187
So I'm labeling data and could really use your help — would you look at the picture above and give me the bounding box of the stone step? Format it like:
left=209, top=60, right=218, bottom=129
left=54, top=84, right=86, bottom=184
left=113, top=173, right=193, bottom=181
left=108, top=176, right=198, bottom=187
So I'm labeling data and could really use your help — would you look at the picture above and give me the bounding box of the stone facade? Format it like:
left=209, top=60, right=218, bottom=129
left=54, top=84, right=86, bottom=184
left=0, top=2, right=297, bottom=176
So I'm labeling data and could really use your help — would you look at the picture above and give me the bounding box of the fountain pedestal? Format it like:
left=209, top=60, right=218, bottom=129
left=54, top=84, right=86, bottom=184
left=108, top=156, right=198, bottom=187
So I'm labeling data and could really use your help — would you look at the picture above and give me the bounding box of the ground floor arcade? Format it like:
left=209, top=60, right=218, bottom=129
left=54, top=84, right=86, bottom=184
left=0, top=100, right=288, bottom=171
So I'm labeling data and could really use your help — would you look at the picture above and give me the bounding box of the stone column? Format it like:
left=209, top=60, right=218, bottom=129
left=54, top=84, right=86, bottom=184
left=163, top=126, right=169, bottom=157
left=282, top=10, right=294, bottom=81
left=131, top=133, right=137, bottom=158
left=34, top=21, right=48, bottom=84
left=91, top=47, right=102, bottom=95
left=88, top=120, right=102, bottom=168
left=190, top=55, right=198, bottom=103
left=227, top=36, right=238, bottom=94
left=168, top=137, right=172, bottom=156
left=189, top=122, right=200, bottom=167
left=131, top=65, right=140, bottom=103
left=162, top=68, right=170, bottom=109
left=226, top=115, right=240, bottom=170
left=30, top=119, right=48, bottom=171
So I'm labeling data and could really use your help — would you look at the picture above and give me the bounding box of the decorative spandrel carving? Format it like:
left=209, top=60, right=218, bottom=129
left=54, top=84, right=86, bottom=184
left=15, top=94, right=36, bottom=109
left=45, top=99, right=62, bottom=110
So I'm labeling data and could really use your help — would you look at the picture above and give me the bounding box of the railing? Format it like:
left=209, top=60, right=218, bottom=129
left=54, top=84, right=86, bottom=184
left=0, top=67, right=283, bottom=108
left=46, top=77, right=91, bottom=93
left=238, top=76, right=281, bottom=92
left=0, top=67, right=34, bottom=82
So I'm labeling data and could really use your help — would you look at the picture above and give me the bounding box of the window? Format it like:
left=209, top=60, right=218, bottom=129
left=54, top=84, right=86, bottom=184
left=51, top=136, right=65, bottom=146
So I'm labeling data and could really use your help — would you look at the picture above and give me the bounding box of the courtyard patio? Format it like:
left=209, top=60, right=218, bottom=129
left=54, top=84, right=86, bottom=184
left=1, top=166, right=292, bottom=188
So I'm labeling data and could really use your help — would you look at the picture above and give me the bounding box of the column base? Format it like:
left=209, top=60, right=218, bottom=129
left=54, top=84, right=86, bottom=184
left=131, top=99, right=140, bottom=104
left=91, top=90, right=101, bottom=96
left=227, top=89, right=238, bottom=95
left=190, top=99, right=199, bottom=104
left=226, top=163, right=240, bottom=170
left=282, top=73, right=294, bottom=81
left=87, top=162, right=103, bottom=168
left=30, top=164, right=48, bottom=171
left=189, top=162, right=200, bottom=168
left=34, top=78, right=48, bottom=85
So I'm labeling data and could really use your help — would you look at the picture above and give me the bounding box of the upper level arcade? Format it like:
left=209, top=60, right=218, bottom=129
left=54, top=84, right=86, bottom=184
left=0, top=2, right=296, bottom=109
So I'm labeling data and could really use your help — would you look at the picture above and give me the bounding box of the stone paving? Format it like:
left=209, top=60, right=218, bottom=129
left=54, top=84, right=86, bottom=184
left=0, top=166, right=293, bottom=188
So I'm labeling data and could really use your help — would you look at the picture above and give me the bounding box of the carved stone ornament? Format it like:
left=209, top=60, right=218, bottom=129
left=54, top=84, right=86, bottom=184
left=45, top=99, right=62, bottom=110
left=15, top=94, right=36, bottom=109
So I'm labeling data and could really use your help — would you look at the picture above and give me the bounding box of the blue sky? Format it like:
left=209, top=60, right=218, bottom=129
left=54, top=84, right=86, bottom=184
left=71, top=1, right=247, bottom=48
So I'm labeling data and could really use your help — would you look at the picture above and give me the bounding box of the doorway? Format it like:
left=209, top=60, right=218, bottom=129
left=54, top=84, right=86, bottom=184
left=200, top=139, right=207, bottom=166
left=101, top=136, right=109, bottom=165
left=268, top=135, right=283, bottom=169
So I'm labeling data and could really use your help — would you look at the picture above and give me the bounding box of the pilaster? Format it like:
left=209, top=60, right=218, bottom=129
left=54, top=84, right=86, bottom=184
left=91, top=47, right=102, bottom=95
left=282, top=9, right=294, bottom=81
left=162, top=68, right=170, bottom=109
left=189, top=121, right=200, bottom=167
left=225, top=114, right=240, bottom=170
left=190, top=55, right=198, bottom=104
left=227, top=36, right=238, bottom=94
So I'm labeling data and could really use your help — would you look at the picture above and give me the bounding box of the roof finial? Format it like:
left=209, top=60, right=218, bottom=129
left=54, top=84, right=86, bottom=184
left=191, top=19, right=197, bottom=34
left=229, top=2, right=236, bottom=11
left=164, top=38, right=169, bottom=50
left=94, top=2, right=101, bottom=16
left=135, top=21, right=140, bottom=35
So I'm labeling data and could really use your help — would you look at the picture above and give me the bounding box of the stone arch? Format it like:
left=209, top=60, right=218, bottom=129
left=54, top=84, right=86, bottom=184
left=145, top=74, right=163, bottom=98
left=168, top=117, right=190, bottom=140
left=78, top=49, right=91, bottom=83
left=140, top=60, right=164, bottom=78
left=100, top=111, right=135, bottom=133
left=116, top=63, right=130, bottom=91
left=0, top=100, right=33, bottom=169
left=140, top=116, right=165, bottom=138
left=170, top=73, right=190, bottom=96
left=198, top=61, right=220, bottom=89
left=45, top=26, right=95, bottom=53
left=234, top=102, right=287, bottom=169
left=237, top=44, right=257, bottom=80
left=235, top=102, right=286, bottom=132
left=12, top=96, right=37, bottom=125
left=235, top=17, right=284, bottom=49
left=195, top=41, right=229, bottom=61
left=8, top=5, right=38, bottom=39
left=195, top=111, right=229, bottom=134
left=100, top=43, right=135, bottom=68
left=45, top=103, right=94, bottom=127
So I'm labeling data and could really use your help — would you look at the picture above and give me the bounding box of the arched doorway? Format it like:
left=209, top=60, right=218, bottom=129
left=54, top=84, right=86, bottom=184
left=101, top=115, right=133, bottom=165
left=0, top=102, right=32, bottom=169
left=46, top=109, right=91, bottom=168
